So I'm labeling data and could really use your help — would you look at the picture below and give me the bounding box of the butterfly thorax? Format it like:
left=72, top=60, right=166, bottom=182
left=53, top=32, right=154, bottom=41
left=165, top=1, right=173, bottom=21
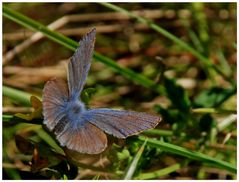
left=67, top=99, right=86, bottom=114
left=65, top=99, right=87, bottom=127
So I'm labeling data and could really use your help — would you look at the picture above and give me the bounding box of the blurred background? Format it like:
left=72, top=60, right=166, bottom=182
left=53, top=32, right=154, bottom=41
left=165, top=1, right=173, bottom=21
left=3, top=3, right=236, bottom=180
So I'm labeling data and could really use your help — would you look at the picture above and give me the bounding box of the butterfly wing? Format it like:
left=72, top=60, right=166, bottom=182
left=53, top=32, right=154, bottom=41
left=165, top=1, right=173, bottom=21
left=43, top=78, right=107, bottom=154
left=82, top=109, right=161, bottom=138
left=55, top=117, right=107, bottom=154
left=67, top=28, right=96, bottom=100
left=43, top=78, right=69, bottom=131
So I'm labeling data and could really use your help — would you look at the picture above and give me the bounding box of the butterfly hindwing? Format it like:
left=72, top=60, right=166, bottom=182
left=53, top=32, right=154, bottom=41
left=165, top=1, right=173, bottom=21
left=68, top=28, right=96, bottom=100
left=55, top=115, right=107, bottom=154
left=83, top=109, right=161, bottom=138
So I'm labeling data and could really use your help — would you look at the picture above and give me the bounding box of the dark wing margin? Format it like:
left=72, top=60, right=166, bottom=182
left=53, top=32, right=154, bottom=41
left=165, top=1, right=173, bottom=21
left=67, top=28, right=96, bottom=100
left=83, top=109, right=161, bottom=138
left=43, top=78, right=69, bottom=131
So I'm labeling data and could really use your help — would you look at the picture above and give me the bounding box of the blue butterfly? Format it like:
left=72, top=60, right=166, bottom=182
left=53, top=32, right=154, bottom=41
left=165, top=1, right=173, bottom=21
left=43, top=28, right=161, bottom=154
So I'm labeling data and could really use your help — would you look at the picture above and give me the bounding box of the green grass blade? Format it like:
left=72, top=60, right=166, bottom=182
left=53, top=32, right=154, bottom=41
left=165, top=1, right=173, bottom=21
left=3, top=114, right=42, bottom=125
left=142, top=129, right=173, bottom=137
left=100, top=3, right=231, bottom=82
left=3, top=5, right=165, bottom=95
left=192, top=108, right=236, bottom=114
left=124, top=139, right=147, bottom=180
left=3, top=85, right=33, bottom=106
left=138, top=136, right=236, bottom=173
left=94, top=52, right=165, bottom=94
left=134, top=163, right=180, bottom=179
left=2, top=115, right=13, bottom=122
left=2, top=5, right=76, bottom=51
left=35, top=129, right=65, bottom=155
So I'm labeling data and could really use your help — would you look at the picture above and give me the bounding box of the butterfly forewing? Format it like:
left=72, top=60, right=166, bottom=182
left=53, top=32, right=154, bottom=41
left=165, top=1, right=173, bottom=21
left=83, top=109, right=161, bottom=138
left=43, top=78, right=69, bottom=131
left=68, top=28, right=96, bottom=100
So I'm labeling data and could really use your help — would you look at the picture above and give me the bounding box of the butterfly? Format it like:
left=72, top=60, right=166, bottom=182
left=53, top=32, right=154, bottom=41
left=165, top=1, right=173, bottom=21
left=43, top=28, right=161, bottom=154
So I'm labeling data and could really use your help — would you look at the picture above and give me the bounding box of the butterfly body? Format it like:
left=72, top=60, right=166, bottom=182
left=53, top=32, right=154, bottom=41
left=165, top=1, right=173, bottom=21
left=66, top=99, right=86, bottom=127
left=43, top=28, right=161, bottom=154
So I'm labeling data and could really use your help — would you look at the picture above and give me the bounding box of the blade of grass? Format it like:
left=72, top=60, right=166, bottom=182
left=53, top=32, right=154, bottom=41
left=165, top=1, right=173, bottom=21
left=94, top=52, right=165, bottom=94
left=3, top=114, right=42, bottom=125
left=3, top=85, right=35, bottom=106
left=134, top=163, right=180, bottom=179
left=192, top=108, right=236, bottom=114
left=138, top=136, right=236, bottom=173
left=142, top=129, right=173, bottom=137
left=3, top=5, right=165, bottom=95
left=100, top=3, right=232, bottom=83
left=2, top=115, right=14, bottom=122
left=35, top=129, right=65, bottom=155
left=216, top=49, right=232, bottom=77
left=124, top=139, right=147, bottom=179
left=2, top=5, right=76, bottom=51
left=192, top=3, right=209, bottom=44
left=188, top=30, right=204, bottom=53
